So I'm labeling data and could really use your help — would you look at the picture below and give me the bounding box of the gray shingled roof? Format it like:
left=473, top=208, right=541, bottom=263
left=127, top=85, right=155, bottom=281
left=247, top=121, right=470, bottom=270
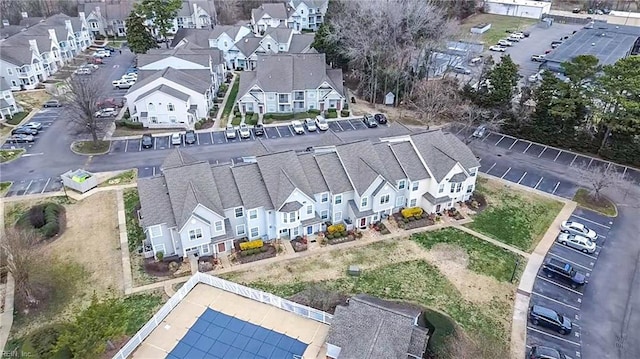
left=211, top=164, right=243, bottom=209
left=348, top=200, right=374, bottom=218
left=138, top=176, right=176, bottom=227
left=0, top=99, right=10, bottom=109
left=280, top=201, right=303, bottom=212
left=423, top=192, right=451, bottom=205
left=297, top=153, right=330, bottom=193
left=252, top=3, right=289, bottom=21
left=335, top=140, right=390, bottom=195
left=450, top=172, right=468, bottom=182
left=301, top=213, right=323, bottom=226
left=0, top=25, right=26, bottom=39
left=135, top=84, right=190, bottom=103
left=255, top=150, right=314, bottom=209
left=389, top=141, right=429, bottom=181
left=409, top=131, right=479, bottom=182
left=80, top=2, right=132, bottom=21
left=372, top=143, right=406, bottom=182
left=314, top=152, right=352, bottom=194
left=171, top=28, right=211, bottom=48
left=288, top=33, right=315, bottom=53
left=230, top=163, right=274, bottom=210
left=264, top=26, right=293, bottom=44
left=327, top=294, right=429, bottom=359
left=161, top=149, right=200, bottom=170
left=138, top=47, right=212, bottom=67
left=291, top=0, right=328, bottom=8
left=238, top=53, right=344, bottom=101
left=233, top=35, right=263, bottom=57
left=128, top=67, right=211, bottom=95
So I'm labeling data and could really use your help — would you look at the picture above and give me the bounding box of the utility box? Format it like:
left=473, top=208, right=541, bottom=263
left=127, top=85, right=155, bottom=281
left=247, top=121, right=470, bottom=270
left=61, top=169, right=98, bottom=193
left=347, top=265, right=361, bottom=277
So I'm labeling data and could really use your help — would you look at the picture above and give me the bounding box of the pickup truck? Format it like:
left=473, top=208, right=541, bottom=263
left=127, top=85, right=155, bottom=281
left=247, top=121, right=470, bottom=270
left=531, top=54, right=546, bottom=62
left=542, top=258, right=586, bottom=288
left=112, top=79, right=134, bottom=89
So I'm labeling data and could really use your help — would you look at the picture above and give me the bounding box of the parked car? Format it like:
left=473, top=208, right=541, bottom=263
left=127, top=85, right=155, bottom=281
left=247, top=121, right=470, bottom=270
left=542, top=258, right=587, bottom=288
left=112, top=80, right=135, bottom=89
left=90, top=56, right=103, bottom=65
left=253, top=123, right=264, bottom=136
left=94, top=107, right=118, bottom=118
left=185, top=130, right=197, bottom=144
left=363, top=114, right=378, bottom=128
left=529, top=305, right=572, bottom=335
left=522, top=31, right=530, bottom=37
left=92, top=50, right=110, bottom=58
left=551, top=41, right=563, bottom=48
left=507, top=35, right=521, bottom=42
left=43, top=99, right=61, bottom=108
left=82, top=63, right=99, bottom=70
left=451, top=66, right=471, bottom=75
left=498, top=39, right=513, bottom=47
left=374, top=113, right=387, bottom=124
left=171, top=133, right=182, bottom=146
left=531, top=54, right=546, bottom=62
left=556, top=233, right=596, bottom=254
left=572, top=8, right=581, bottom=13
left=121, top=73, right=137, bottom=82
left=74, top=67, right=92, bottom=75
left=238, top=124, right=251, bottom=139
left=97, top=98, right=123, bottom=109
left=472, top=125, right=487, bottom=138
left=315, top=115, right=329, bottom=131
left=489, top=45, right=506, bottom=52
left=544, top=49, right=553, bottom=54
left=291, top=120, right=305, bottom=135
left=560, top=221, right=598, bottom=241
left=510, top=32, right=525, bottom=39
left=23, top=122, right=43, bottom=130
left=225, top=124, right=236, bottom=139
left=7, top=134, right=35, bottom=143
left=528, top=345, right=573, bottom=359
left=104, top=46, right=116, bottom=52
left=141, top=134, right=153, bottom=149
left=11, top=126, right=38, bottom=135
left=304, top=118, right=317, bottom=131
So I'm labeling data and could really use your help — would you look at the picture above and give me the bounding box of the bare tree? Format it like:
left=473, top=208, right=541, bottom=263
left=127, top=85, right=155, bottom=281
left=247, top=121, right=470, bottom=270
left=578, top=164, right=626, bottom=201
left=405, top=78, right=462, bottom=125
left=0, top=228, right=44, bottom=307
left=214, top=0, right=240, bottom=25
left=63, top=75, right=107, bottom=144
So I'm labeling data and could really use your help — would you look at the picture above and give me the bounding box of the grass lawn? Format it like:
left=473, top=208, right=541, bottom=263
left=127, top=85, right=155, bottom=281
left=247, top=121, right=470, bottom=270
left=466, top=177, right=564, bottom=252
left=222, top=76, right=239, bottom=120
left=0, top=181, right=11, bottom=196
left=0, top=123, right=12, bottom=137
left=0, top=148, right=25, bottom=163
left=6, top=111, right=28, bottom=125
left=262, top=111, right=319, bottom=124
left=124, top=188, right=144, bottom=253
left=573, top=188, right=617, bottom=217
left=99, top=169, right=137, bottom=187
left=231, top=116, right=242, bottom=126
left=71, top=140, right=110, bottom=154
left=459, top=13, right=537, bottom=46
left=112, top=126, right=183, bottom=137
left=412, top=228, right=524, bottom=283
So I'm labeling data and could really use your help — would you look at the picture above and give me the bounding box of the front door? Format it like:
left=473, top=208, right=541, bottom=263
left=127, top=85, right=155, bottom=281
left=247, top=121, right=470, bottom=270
left=307, top=226, right=313, bottom=235
left=436, top=204, right=441, bottom=213
left=217, top=242, right=225, bottom=253
left=359, top=218, right=366, bottom=227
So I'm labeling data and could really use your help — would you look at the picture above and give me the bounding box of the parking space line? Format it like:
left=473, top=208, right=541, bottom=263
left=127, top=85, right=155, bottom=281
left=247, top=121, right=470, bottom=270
left=346, top=120, right=356, bottom=130
left=487, top=163, right=497, bottom=173
left=598, top=234, right=606, bottom=239
left=197, top=134, right=200, bottom=145
left=455, top=126, right=465, bottom=135
left=571, top=215, right=611, bottom=229
left=41, top=178, right=51, bottom=194
left=336, top=121, right=344, bottom=131
left=523, top=143, right=532, bottom=154
left=605, top=162, right=611, bottom=171
left=501, top=167, right=511, bottom=179
left=288, top=126, right=294, bottom=136
left=508, top=139, right=518, bottom=150
left=538, top=146, right=547, bottom=158
left=495, top=135, right=505, bottom=146
left=569, top=154, right=578, bottom=166
left=152, top=167, right=156, bottom=177
left=548, top=253, right=592, bottom=271
left=552, top=181, right=560, bottom=194
left=481, top=133, right=491, bottom=142
left=622, top=167, right=628, bottom=178
left=553, top=151, right=561, bottom=162
left=534, top=177, right=544, bottom=189
left=24, top=180, right=33, bottom=194
left=532, top=292, right=580, bottom=311
left=124, top=140, right=129, bottom=152
left=536, top=276, right=583, bottom=295
left=275, top=126, right=281, bottom=137
left=153, top=138, right=157, bottom=150
left=518, top=172, right=527, bottom=184
left=138, top=140, right=142, bottom=152
left=587, top=158, right=593, bottom=168
left=526, top=327, right=580, bottom=346
left=556, top=244, right=598, bottom=260
left=210, top=132, right=214, bottom=143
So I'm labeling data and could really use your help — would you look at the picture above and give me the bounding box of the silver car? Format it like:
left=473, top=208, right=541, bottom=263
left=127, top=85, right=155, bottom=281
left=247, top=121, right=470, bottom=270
left=304, top=118, right=317, bottom=131
left=171, top=133, right=182, bottom=145
left=315, top=115, right=329, bottom=131
left=238, top=124, right=251, bottom=139
left=225, top=124, right=236, bottom=139
left=560, top=221, right=598, bottom=241
left=556, top=233, right=596, bottom=254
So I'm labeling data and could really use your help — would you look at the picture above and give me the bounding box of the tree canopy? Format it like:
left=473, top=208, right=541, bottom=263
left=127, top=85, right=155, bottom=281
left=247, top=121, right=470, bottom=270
left=137, top=0, right=182, bottom=47
left=125, top=11, right=157, bottom=54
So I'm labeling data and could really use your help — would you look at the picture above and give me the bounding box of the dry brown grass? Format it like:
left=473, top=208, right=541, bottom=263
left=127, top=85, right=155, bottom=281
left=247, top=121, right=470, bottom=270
left=13, top=90, right=51, bottom=112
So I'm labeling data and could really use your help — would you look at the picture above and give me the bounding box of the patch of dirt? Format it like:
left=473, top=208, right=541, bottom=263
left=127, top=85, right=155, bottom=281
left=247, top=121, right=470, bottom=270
left=347, top=92, right=444, bottom=127
left=14, top=90, right=51, bottom=111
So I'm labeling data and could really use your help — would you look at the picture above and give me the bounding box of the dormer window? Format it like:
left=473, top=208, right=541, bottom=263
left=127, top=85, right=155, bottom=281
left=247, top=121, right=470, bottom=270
left=235, top=207, right=244, bottom=217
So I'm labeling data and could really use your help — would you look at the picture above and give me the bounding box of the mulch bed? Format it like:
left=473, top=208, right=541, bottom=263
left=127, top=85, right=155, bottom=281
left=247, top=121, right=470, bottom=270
left=291, top=237, right=308, bottom=252
left=393, top=213, right=436, bottom=230
left=328, top=235, right=356, bottom=245
left=237, top=245, right=277, bottom=264
left=464, top=193, right=487, bottom=213
left=144, top=256, right=183, bottom=277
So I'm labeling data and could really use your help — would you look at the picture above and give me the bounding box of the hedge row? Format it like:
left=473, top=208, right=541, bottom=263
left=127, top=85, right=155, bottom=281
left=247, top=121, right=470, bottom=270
left=20, top=202, right=64, bottom=238
left=115, top=119, right=143, bottom=129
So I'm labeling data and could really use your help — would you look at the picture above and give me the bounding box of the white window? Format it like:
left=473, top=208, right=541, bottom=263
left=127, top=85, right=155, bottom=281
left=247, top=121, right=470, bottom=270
left=334, top=194, right=342, bottom=205
left=249, top=209, right=258, bottom=219
left=456, top=183, right=463, bottom=193
left=235, top=207, right=244, bottom=218
left=470, top=168, right=477, bottom=176
left=7, top=68, right=13, bottom=75
left=148, top=102, right=155, bottom=112
left=236, top=224, right=246, bottom=236
left=278, top=93, right=289, bottom=103
left=214, top=220, right=223, bottom=232
left=201, top=245, right=211, bottom=254
left=321, top=193, right=328, bottom=202
left=169, top=116, right=177, bottom=123
left=380, top=194, right=390, bottom=204
left=334, top=211, right=342, bottom=222
left=306, top=205, right=313, bottom=215
left=167, top=103, right=175, bottom=111
left=410, top=199, right=417, bottom=207
left=289, top=212, right=296, bottom=222
left=395, top=195, right=405, bottom=207
left=189, top=228, right=203, bottom=241
left=438, top=183, right=445, bottom=193
left=361, top=197, right=368, bottom=207
left=398, top=180, right=406, bottom=190
left=450, top=183, right=456, bottom=193
left=412, top=182, right=419, bottom=191
left=321, top=210, right=328, bottom=220
left=466, top=185, right=474, bottom=193
left=149, top=225, right=162, bottom=238
left=250, top=227, right=259, bottom=238
left=283, top=212, right=289, bottom=223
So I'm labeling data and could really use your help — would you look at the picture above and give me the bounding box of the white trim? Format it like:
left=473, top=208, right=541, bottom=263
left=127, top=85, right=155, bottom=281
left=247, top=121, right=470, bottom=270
left=149, top=225, right=163, bottom=238
left=236, top=224, right=246, bottom=236
left=250, top=226, right=259, bottom=238
left=201, top=244, right=211, bottom=255
left=248, top=209, right=258, bottom=219
left=188, top=228, right=203, bottom=241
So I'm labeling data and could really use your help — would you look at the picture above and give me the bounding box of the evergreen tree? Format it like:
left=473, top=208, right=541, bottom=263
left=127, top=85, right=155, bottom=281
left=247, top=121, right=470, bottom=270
left=125, top=11, right=156, bottom=54
left=138, top=0, right=182, bottom=48
left=485, top=55, right=519, bottom=109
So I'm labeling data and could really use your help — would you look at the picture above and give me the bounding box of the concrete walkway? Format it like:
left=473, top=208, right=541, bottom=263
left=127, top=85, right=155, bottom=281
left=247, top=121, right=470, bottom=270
left=213, top=72, right=238, bottom=130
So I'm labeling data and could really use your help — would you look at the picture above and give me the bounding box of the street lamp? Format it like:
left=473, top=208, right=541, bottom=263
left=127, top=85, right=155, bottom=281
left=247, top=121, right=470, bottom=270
left=60, top=178, right=69, bottom=201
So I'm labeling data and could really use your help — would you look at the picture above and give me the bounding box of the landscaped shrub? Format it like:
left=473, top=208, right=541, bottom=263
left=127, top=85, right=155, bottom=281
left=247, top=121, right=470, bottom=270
left=156, top=251, right=164, bottom=262
left=308, top=109, right=321, bottom=115
left=26, top=323, right=72, bottom=358
left=340, top=110, right=350, bottom=117
left=195, top=121, right=203, bottom=130
left=28, top=204, right=47, bottom=228
left=20, top=203, right=63, bottom=238
left=327, top=108, right=337, bottom=113
left=240, top=239, right=263, bottom=251
left=401, top=207, right=424, bottom=219
left=327, top=223, right=346, bottom=235
left=115, top=119, right=143, bottom=129
left=326, top=111, right=338, bottom=119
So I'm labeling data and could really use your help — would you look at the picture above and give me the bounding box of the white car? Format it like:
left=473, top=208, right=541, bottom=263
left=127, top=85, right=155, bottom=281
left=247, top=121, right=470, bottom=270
left=556, top=233, right=596, bottom=254
left=238, top=124, right=251, bottom=139
left=291, top=120, right=305, bottom=135
left=74, top=67, right=92, bottom=75
left=122, top=73, right=137, bottom=82
left=510, top=32, right=525, bottom=39
left=171, top=133, right=182, bottom=145
left=94, top=107, right=117, bottom=118
left=304, top=118, right=317, bottom=131
left=489, top=45, right=506, bottom=52
left=498, top=39, right=513, bottom=47
left=112, top=79, right=135, bottom=89
left=561, top=221, right=598, bottom=241
left=315, top=115, right=329, bottom=131
left=507, top=35, right=521, bottom=42
left=92, top=51, right=109, bottom=58
left=225, top=124, right=236, bottom=139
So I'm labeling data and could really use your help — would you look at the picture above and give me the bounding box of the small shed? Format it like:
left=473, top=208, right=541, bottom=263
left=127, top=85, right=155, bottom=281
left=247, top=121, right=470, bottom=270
left=384, top=92, right=395, bottom=106
left=470, top=23, right=491, bottom=34
left=61, top=169, right=98, bottom=193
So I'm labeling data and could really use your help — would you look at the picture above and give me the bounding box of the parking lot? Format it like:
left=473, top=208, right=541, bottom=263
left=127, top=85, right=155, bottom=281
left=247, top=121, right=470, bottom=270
left=109, top=118, right=381, bottom=154
left=526, top=208, right=614, bottom=359
left=3, top=176, right=64, bottom=197
left=1, top=107, right=62, bottom=152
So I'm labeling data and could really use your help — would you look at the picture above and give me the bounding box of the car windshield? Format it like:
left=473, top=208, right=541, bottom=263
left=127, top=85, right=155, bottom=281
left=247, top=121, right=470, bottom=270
left=318, top=118, right=326, bottom=124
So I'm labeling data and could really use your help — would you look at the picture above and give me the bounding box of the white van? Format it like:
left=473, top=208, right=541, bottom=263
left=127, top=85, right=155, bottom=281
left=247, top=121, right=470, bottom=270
left=469, top=57, right=482, bottom=66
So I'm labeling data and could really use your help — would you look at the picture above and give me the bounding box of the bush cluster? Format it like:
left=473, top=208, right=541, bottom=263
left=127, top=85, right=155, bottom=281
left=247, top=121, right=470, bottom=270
left=22, top=202, right=63, bottom=238
left=240, top=239, right=263, bottom=251
left=115, top=119, right=143, bottom=129
left=308, top=109, right=321, bottom=115
left=340, top=110, right=350, bottom=117
left=327, top=223, right=346, bottom=234
left=326, top=111, right=338, bottom=119
left=401, top=207, right=424, bottom=219
left=240, top=246, right=268, bottom=256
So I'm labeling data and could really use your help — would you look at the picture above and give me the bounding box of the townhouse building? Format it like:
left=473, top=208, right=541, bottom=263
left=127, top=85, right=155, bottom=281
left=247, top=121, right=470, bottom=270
left=250, top=0, right=328, bottom=33
left=236, top=53, right=345, bottom=115
left=0, top=77, right=20, bottom=119
left=0, top=13, right=92, bottom=90
left=137, top=130, right=480, bottom=259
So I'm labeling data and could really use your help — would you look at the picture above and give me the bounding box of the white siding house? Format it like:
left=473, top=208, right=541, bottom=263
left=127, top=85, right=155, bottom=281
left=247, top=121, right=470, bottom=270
left=484, top=0, right=551, bottom=19
left=0, top=77, right=20, bottom=119
left=287, top=0, right=329, bottom=31
left=137, top=130, right=480, bottom=259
